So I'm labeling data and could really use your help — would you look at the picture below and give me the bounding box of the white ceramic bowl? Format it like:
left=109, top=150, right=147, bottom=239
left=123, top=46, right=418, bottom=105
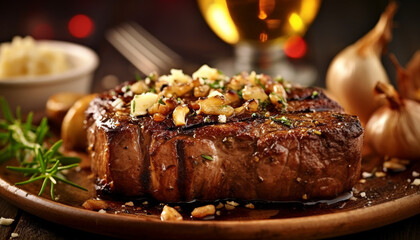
left=0, top=40, right=99, bottom=113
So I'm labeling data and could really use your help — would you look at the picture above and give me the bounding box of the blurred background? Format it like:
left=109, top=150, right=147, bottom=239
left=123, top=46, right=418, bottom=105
left=0, top=0, right=419, bottom=92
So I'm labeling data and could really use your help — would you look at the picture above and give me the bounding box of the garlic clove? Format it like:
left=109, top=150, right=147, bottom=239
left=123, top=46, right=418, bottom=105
left=365, top=82, right=420, bottom=159
left=326, top=2, right=397, bottom=125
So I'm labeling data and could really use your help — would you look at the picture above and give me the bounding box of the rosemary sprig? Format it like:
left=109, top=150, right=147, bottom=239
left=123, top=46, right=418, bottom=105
left=0, top=97, right=87, bottom=200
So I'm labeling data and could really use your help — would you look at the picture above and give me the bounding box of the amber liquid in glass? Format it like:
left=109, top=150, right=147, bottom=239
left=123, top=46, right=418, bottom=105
left=198, top=0, right=321, bottom=44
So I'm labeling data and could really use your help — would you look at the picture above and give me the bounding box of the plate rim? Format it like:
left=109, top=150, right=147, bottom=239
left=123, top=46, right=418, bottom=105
left=0, top=176, right=419, bottom=240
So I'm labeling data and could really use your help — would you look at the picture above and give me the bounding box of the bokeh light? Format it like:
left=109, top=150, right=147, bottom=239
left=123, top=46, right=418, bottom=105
left=68, top=14, right=94, bottom=38
left=284, top=36, right=307, bottom=59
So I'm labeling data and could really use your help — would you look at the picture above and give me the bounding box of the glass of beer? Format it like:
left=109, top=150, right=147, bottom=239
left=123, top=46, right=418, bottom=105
left=198, top=0, right=321, bottom=85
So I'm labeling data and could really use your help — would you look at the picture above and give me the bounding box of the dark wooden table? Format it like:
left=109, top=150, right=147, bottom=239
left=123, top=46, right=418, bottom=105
left=1, top=1, right=420, bottom=239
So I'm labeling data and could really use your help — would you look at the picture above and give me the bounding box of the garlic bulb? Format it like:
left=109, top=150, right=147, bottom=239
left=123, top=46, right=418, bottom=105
left=326, top=2, right=397, bottom=125
left=390, top=51, right=420, bottom=102
left=365, top=82, right=420, bottom=159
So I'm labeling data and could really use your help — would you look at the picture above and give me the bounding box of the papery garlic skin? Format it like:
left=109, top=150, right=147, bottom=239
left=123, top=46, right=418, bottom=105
left=365, top=100, right=420, bottom=159
left=326, top=48, right=389, bottom=125
left=326, top=2, right=397, bottom=125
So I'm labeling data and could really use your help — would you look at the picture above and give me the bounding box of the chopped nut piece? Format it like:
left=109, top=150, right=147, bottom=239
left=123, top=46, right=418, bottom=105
left=142, top=201, right=149, bottom=205
left=160, top=205, right=183, bottom=221
left=226, top=201, right=239, bottom=207
left=350, top=196, right=358, bottom=201
left=11, top=232, right=19, bottom=238
left=360, top=192, right=366, bottom=198
left=375, top=172, right=386, bottom=178
left=413, top=171, right=420, bottom=177
left=412, top=179, right=420, bottom=186
left=197, top=96, right=234, bottom=116
left=302, top=194, right=308, bottom=200
left=173, top=105, right=190, bottom=126
left=125, top=201, right=134, bottom=207
left=358, top=179, right=366, bottom=183
left=82, top=199, right=109, bottom=211
left=383, top=160, right=407, bottom=172
left=194, top=85, right=210, bottom=97
left=384, top=157, right=410, bottom=172
left=216, top=210, right=221, bottom=216
left=216, top=202, right=224, bottom=209
left=191, top=204, right=216, bottom=218
left=245, top=203, right=255, bottom=209
left=242, top=85, right=268, bottom=102
left=0, top=217, right=14, bottom=226
left=224, top=204, right=235, bottom=210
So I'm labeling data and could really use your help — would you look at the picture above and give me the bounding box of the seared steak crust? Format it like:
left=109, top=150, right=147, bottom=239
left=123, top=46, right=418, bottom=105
left=86, top=83, right=363, bottom=202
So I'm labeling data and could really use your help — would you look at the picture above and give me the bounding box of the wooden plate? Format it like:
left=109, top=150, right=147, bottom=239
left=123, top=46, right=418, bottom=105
left=0, top=155, right=419, bottom=240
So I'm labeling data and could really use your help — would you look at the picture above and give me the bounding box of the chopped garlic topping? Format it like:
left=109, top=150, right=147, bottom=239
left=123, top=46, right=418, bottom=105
left=208, top=90, right=223, bottom=98
left=0, top=217, right=14, bottom=226
left=130, top=92, right=159, bottom=116
left=159, top=69, right=191, bottom=85
left=111, top=98, right=124, bottom=109
left=192, top=64, right=220, bottom=80
left=218, top=114, right=226, bottom=123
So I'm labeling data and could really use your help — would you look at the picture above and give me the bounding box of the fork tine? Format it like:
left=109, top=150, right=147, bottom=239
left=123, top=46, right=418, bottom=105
left=106, top=22, right=184, bottom=76
left=106, top=29, right=157, bottom=75
left=115, top=26, right=170, bottom=72
left=127, top=22, right=182, bottom=64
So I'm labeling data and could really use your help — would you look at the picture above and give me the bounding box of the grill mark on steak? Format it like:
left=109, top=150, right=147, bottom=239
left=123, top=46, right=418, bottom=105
left=175, top=139, right=187, bottom=201
left=139, top=127, right=151, bottom=193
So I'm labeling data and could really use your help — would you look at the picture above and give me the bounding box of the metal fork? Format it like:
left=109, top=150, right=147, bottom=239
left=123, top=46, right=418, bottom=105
left=106, top=22, right=184, bottom=76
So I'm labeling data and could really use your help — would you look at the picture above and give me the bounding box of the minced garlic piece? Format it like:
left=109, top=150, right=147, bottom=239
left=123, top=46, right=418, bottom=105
left=159, top=69, right=191, bottom=85
left=130, top=92, right=159, bottom=116
left=192, top=64, right=220, bottom=80
left=98, top=209, right=106, bottom=213
left=0, top=217, right=14, bottom=226
left=218, top=114, right=227, bottom=123
left=412, top=179, right=420, bottom=186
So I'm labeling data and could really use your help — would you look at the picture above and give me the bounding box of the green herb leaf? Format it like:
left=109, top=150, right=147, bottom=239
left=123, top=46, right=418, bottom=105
left=311, top=91, right=319, bottom=99
left=135, top=73, right=142, bottom=81
left=0, top=97, right=86, bottom=200
left=270, top=116, right=293, bottom=127
left=158, top=97, right=166, bottom=105
left=255, top=77, right=265, bottom=90
left=201, top=154, right=213, bottom=161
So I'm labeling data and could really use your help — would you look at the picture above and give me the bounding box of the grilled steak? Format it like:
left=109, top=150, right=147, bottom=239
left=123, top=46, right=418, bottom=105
left=86, top=68, right=363, bottom=202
